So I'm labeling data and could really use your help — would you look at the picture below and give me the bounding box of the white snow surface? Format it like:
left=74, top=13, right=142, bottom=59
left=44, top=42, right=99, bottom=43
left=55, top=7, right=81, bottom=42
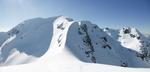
left=0, top=16, right=150, bottom=72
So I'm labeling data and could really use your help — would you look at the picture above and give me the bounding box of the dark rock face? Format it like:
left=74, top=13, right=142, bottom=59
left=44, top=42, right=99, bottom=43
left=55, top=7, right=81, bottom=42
left=123, top=28, right=131, bottom=34
left=79, top=24, right=96, bottom=63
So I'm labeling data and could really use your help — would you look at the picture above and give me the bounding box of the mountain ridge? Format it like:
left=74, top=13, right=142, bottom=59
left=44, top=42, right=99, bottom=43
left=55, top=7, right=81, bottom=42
left=0, top=16, right=150, bottom=72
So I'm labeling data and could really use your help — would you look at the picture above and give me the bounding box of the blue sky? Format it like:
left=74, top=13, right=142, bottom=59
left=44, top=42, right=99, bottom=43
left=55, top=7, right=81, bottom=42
left=0, top=0, right=150, bottom=34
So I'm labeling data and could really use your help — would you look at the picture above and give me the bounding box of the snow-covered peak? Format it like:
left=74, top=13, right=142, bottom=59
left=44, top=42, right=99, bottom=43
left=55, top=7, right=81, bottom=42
left=53, top=16, right=73, bottom=29
left=0, top=17, right=58, bottom=65
left=118, top=27, right=146, bottom=52
left=104, top=26, right=150, bottom=62
left=0, top=16, right=75, bottom=65
left=119, top=27, right=141, bottom=39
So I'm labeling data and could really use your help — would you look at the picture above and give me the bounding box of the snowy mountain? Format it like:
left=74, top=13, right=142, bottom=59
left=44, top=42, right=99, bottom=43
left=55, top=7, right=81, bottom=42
left=104, top=27, right=150, bottom=62
left=0, top=16, right=150, bottom=72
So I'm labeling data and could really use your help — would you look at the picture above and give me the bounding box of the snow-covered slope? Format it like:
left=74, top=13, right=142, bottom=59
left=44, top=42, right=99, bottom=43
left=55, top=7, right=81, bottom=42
left=66, top=21, right=127, bottom=66
left=0, top=16, right=150, bottom=72
left=0, top=32, right=9, bottom=47
left=0, top=17, right=57, bottom=65
left=104, top=27, right=150, bottom=66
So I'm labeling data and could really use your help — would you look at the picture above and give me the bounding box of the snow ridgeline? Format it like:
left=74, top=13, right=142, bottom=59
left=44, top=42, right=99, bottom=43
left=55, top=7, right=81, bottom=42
left=0, top=16, right=150, bottom=72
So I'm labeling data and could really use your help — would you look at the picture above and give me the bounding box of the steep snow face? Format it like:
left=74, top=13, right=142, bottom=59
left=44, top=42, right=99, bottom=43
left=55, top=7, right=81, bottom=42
left=66, top=21, right=137, bottom=67
left=44, top=16, right=73, bottom=56
left=0, top=17, right=58, bottom=65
